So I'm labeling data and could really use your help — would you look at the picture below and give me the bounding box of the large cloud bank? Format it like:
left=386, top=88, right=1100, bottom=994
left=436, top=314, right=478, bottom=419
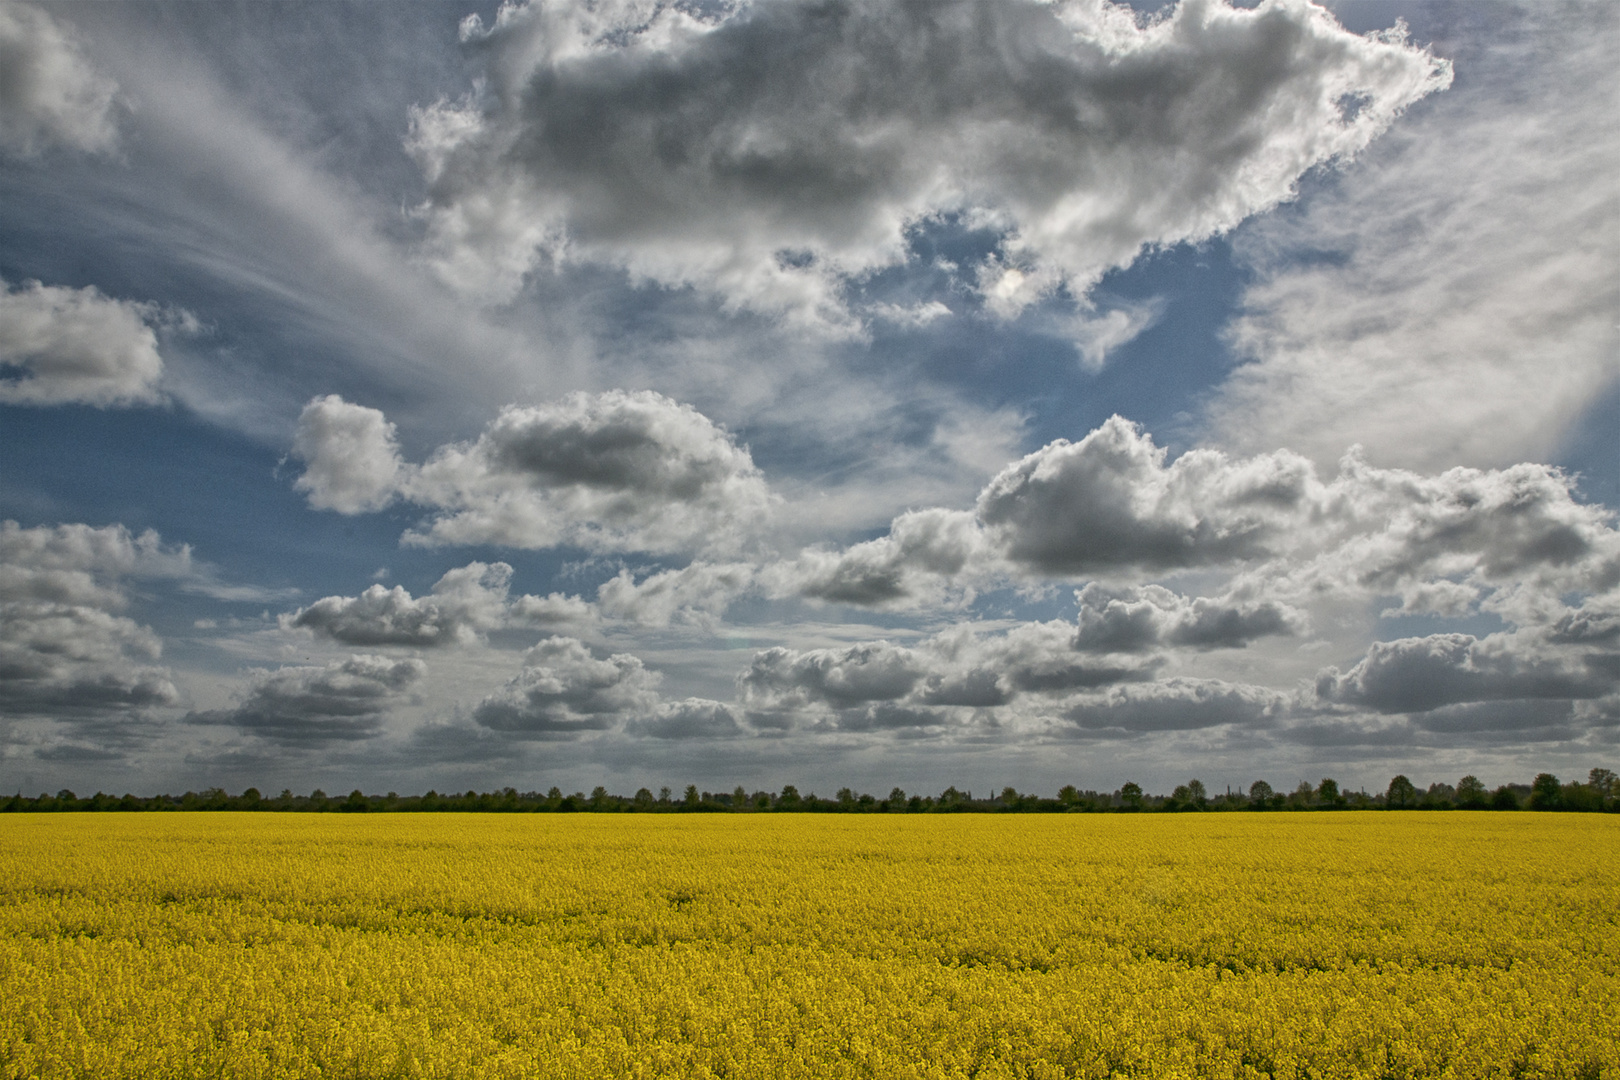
left=408, top=0, right=1449, bottom=325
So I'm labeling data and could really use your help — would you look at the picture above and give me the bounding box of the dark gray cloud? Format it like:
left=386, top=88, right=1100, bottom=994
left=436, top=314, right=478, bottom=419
left=0, top=3, right=118, bottom=156
left=0, top=521, right=184, bottom=720
left=740, top=642, right=925, bottom=711
left=629, top=698, right=744, bottom=740
left=410, top=0, right=1448, bottom=325
left=471, top=636, right=660, bottom=738
left=1316, top=632, right=1617, bottom=715
left=186, top=655, right=425, bottom=745
left=1063, top=679, right=1284, bottom=737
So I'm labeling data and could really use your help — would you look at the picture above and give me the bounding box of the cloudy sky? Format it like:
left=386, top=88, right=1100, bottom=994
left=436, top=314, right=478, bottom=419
left=2, top=0, right=1615, bottom=798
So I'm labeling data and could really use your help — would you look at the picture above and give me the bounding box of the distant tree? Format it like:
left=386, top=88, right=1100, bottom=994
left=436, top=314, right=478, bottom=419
left=684, top=784, right=700, bottom=808
left=1491, top=786, right=1520, bottom=810
left=1589, top=768, right=1616, bottom=808
left=1248, top=780, right=1274, bottom=808
left=343, top=789, right=369, bottom=813
left=658, top=787, right=672, bottom=805
left=887, top=787, right=907, bottom=811
left=1455, top=775, right=1488, bottom=809
left=778, top=785, right=802, bottom=810
left=1386, top=775, right=1417, bottom=809
left=634, top=787, right=654, bottom=810
left=1289, top=781, right=1314, bottom=809
left=1318, top=778, right=1341, bottom=807
left=1120, top=782, right=1143, bottom=811
left=1057, top=784, right=1080, bottom=806
left=1530, top=773, right=1562, bottom=810
left=836, top=787, right=857, bottom=810
left=733, top=785, right=749, bottom=809
left=1000, top=786, right=1020, bottom=808
left=1187, top=780, right=1207, bottom=807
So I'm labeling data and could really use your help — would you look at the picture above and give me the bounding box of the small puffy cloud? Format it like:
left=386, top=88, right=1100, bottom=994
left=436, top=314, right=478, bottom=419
left=187, top=655, right=425, bottom=745
left=292, top=391, right=774, bottom=556
left=471, top=636, right=660, bottom=738
left=283, top=561, right=595, bottom=646
left=775, top=509, right=985, bottom=608
left=0, top=279, right=166, bottom=407
left=596, top=561, right=755, bottom=628
left=0, top=2, right=117, bottom=156
left=0, top=521, right=188, bottom=720
left=1070, top=301, right=1164, bottom=372
left=741, top=641, right=927, bottom=713
left=409, top=0, right=1447, bottom=325
left=407, top=390, right=773, bottom=553
left=1074, top=583, right=1303, bottom=652
left=737, top=619, right=1161, bottom=732
left=291, top=395, right=404, bottom=514
left=867, top=301, right=952, bottom=329
left=977, top=416, right=1319, bottom=576
left=628, top=698, right=744, bottom=740
left=1064, top=679, right=1286, bottom=737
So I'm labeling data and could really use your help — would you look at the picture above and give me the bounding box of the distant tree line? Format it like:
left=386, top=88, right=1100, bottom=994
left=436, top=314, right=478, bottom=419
left=4, top=769, right=1617, bottom=814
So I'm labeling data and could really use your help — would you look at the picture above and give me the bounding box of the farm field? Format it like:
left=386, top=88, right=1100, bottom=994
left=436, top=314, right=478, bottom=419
left=1, top=815, right=1616, bottom=1079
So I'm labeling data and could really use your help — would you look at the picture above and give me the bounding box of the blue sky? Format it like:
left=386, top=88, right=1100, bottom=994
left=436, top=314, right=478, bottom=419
left=1, top=0, right=1615, bottom=798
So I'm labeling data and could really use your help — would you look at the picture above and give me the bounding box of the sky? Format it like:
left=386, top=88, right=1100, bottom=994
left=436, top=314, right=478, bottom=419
left=1, top=0, right=1616, bottom=799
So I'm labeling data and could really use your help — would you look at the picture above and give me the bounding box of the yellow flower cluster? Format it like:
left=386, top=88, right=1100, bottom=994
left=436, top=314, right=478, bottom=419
left=2, top=814, right=1616, bottom=1078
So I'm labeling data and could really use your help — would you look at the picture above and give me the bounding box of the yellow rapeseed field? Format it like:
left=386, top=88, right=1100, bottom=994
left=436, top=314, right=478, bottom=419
left=1, top=814, right=1616, bottom=1079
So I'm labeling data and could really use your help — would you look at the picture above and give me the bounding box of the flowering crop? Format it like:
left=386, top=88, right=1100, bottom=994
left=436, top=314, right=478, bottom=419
left=1, top=814, right=1615, bottom=1078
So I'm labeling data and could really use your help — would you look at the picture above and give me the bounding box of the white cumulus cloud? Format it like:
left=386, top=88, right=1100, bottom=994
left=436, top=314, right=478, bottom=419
left=0, top=2, right=118, bottom=156
left=283, top=561, right=597, bottom=647
left=0, top=279, right=166, bottom=406
left=292, top=390, right=775, bottom=556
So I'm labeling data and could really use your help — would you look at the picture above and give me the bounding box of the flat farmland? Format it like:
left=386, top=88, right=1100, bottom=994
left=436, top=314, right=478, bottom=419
left=1, top=814, right=1615, bottom=1079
